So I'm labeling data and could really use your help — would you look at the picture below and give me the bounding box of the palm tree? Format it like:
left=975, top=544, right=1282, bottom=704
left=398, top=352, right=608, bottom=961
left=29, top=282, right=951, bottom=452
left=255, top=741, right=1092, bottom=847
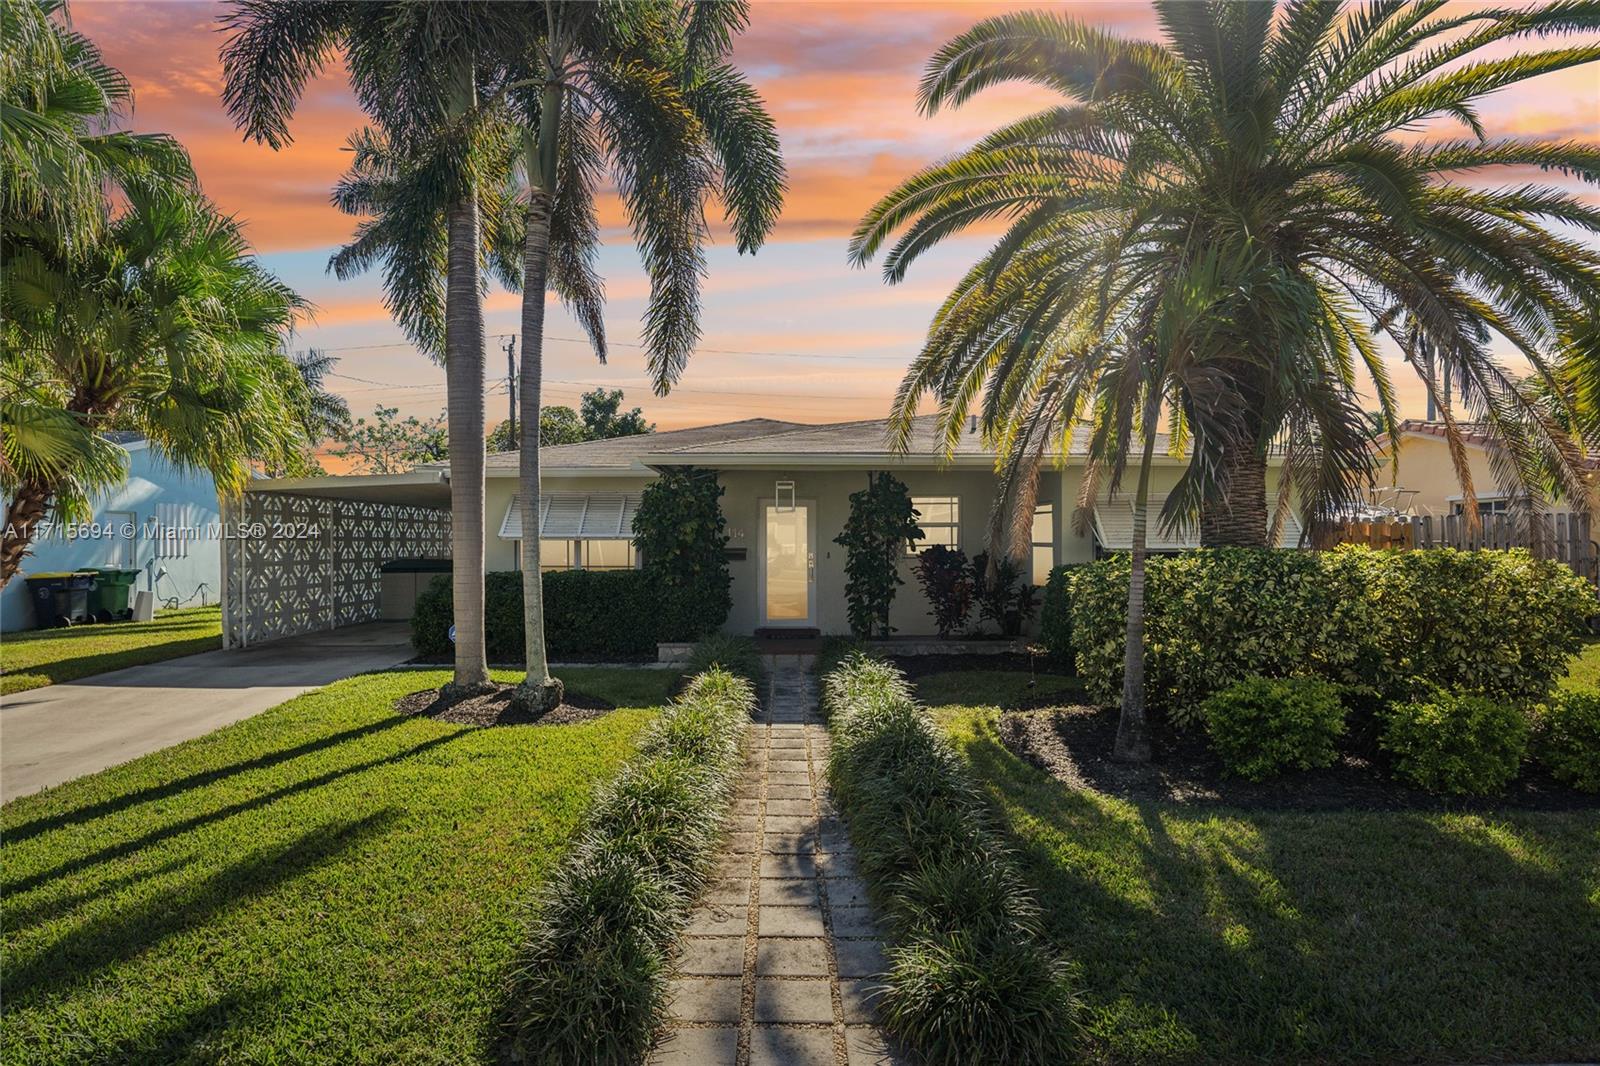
left=853, top=2, right=1600, bottom=546
left=498, top=0, right=784, bottom=710
left=1, top=183, right=310, bottom=585
left=221, top=2, right=528, bottom=696
left=1, top=0, right=189, bottom=253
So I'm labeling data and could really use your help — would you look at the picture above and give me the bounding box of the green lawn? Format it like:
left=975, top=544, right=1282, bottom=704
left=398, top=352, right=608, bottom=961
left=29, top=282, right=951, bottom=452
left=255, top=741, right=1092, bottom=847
left=1560, top=638, right=1600, bottom=691
left=1, top=605, right=223, bottom=695
left=1, top=666, right=674, bottom=1065
left=928, top=675, right=1600, bottom=1065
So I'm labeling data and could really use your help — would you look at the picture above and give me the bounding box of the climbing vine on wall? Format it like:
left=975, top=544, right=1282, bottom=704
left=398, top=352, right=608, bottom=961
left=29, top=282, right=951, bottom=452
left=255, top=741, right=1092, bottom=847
left=834, top=472, right=922, bottom=638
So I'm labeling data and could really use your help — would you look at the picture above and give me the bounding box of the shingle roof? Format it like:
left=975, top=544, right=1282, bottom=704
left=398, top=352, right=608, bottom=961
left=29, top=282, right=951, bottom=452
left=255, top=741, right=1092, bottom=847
left=482, top=418, right=804, bottom=472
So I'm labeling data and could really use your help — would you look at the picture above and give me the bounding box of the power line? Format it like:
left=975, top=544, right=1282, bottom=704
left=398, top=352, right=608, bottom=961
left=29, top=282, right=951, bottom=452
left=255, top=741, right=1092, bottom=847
left=302, top=333, right=908, bottom=363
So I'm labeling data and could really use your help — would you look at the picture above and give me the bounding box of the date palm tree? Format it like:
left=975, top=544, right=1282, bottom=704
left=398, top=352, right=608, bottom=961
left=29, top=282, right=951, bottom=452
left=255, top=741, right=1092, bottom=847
left=853, top=2, right=1600, bottom=545
left=221, top=1, right=527, bottom=695
left=499, top=0, right=784, bottom=711
left=1, top=184, right=310, bottom=585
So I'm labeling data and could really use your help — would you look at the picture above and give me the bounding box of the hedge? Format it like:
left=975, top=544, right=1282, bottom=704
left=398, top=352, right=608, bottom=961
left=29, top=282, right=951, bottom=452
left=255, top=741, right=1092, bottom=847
left=410, top=570, right=719, bottom=662
left=823, top=653, right=1078, bottom=1064
left=501, top=669, right=755, bottom=1064
left=1046, top=547, right=1594, bottom=724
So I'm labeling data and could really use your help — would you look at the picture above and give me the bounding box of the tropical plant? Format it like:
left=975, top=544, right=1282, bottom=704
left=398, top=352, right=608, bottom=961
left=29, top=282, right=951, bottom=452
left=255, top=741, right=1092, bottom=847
left=498, top=0, right=783, bottom=710
left=221, top=0, right=529, bottom=696
left=632, top=466, right=733, bottom=640
left=1, top=0, right=190, bottom=252
left=1, top=184, right=309, bottom=585
left=969, top=551, right=1038, bottom=638
left=330, top=405, right=447, bottom=475
left=1382, top=691, right=1531, bottom=795
left=912, top=545, right=974, bottom=638
left=1201, top=677, right=1348, bottom=781
left=852, top=2, right=1600, bottom=548
left=1538, top=690, right=1600, bottom=793
left=836, top=472, right=922, bottom=638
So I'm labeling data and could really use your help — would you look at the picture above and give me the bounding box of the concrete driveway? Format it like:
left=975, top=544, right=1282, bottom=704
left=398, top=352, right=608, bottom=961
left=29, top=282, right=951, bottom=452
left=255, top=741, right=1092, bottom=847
left=1, top=622, right=413, bottom=802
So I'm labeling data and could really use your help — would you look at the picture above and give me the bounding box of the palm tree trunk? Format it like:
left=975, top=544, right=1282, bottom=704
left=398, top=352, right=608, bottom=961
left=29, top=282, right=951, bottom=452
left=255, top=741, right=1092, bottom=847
left=441, top=61, right=492, bottom=697
left=1199, top=442, right=1269, bottom=547
left=1114, top=396, right=1159, bottom=763
left=0, top=478, right=52, bottom=588
left=513, top=97, right=564, bottom=714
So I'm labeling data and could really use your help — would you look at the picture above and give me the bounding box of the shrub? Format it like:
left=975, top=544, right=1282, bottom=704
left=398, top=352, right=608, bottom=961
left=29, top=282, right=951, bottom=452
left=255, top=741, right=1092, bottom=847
left=1381, top=692, right=1530, bottom=795
left=825, top=654, right=1077, bottom=1065
left=632, top=466, right=732, bottom=639
left=835, top=472, right=922, bottom=637
left=410, top=570, right=705, bottom=662
left=1539, top=691, right=1600, bottom=792
left=1038, top=565, right=1076, bottom=664
left=1065, top=547, right=1593, bottom=725
left=1200, top=677, right=1347, bottom=780
left=912, top=545, right=974, bottom=637
left=970, top=552, right=1039, bottom=637
left=503, top=668, right=753, bottom=1065
left=681, top=633, right=762, bottom=687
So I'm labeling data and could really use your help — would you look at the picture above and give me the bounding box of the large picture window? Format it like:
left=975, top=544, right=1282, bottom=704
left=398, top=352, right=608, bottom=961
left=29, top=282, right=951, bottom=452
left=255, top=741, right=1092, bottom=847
left=909, top=496, right=960, bottom=555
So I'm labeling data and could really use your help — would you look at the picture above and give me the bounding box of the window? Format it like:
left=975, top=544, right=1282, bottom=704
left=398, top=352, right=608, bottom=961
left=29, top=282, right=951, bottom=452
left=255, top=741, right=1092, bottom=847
left=909, top=496, right=960, bottom=555
left=518, top=538, right=634, bottom=572
left=1451, top=497, right=1510, bottom=517
left=1030, top=503, right=1054, bottom=585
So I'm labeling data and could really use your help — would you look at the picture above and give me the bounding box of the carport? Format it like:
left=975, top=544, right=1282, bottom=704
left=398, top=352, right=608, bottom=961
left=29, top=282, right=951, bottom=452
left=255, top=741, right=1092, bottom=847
left=221, top=470, right=451, bottom=649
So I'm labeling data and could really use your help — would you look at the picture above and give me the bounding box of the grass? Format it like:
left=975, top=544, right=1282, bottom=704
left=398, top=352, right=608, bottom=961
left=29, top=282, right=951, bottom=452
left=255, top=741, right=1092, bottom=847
left=1, top=666, right=674, bottom=1065
left=1560, top=638, right=1600, bottom=691
left=1, top=605, right=222, bottom=694
left=926, top=672, right=1600, bottom=1065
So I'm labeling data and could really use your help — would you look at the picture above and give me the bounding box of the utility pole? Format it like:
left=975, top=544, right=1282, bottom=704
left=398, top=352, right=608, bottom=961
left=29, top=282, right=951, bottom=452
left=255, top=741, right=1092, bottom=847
left=503, top=335, right=518, bottom=448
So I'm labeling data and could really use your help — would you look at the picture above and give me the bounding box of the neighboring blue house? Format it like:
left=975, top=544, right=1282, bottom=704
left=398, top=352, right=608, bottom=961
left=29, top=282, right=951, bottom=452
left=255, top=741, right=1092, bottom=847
left=2, top=434, right=223, bottom=632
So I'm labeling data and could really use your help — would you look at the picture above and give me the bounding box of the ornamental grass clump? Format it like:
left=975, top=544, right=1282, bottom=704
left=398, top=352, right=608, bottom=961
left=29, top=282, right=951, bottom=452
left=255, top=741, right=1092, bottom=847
left=503, top=668, right=754, bottom=1065
left=824, top=653, right=1078, bottom=1065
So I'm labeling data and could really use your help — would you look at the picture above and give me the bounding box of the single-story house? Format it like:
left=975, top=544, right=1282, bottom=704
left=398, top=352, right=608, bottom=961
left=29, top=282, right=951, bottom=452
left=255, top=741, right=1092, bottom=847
left=2, top=433, right=223, bottom=632
left=226, top=414, right=1302, bottom=645
left=1372, top=418, right=1581, bottom=517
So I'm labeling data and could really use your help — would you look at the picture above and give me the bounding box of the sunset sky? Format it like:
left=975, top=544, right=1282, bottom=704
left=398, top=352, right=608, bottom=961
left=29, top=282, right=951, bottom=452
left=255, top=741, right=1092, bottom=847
left=75, top=1, right=1600, bottom=436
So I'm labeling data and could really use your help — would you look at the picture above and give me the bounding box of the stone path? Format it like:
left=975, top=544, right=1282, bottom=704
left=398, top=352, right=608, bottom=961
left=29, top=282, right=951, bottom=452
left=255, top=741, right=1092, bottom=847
left=652, top=662, right=902, bottom=1066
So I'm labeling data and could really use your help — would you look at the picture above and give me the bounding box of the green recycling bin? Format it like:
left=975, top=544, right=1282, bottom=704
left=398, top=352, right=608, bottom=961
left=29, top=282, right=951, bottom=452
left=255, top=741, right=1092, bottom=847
left=85, top=567, right=141, bottom=622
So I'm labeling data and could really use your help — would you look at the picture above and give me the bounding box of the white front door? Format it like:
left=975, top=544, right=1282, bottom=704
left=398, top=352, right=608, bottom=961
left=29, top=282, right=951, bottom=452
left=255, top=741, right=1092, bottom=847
left=760, top=500, right=814, bottom=627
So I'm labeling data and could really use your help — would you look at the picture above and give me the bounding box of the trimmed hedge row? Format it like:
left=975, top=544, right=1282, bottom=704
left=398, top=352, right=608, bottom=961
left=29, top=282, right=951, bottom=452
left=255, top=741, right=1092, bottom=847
left=411, top=570, right=716, bottom=662
left=501, top=668, right=755, bottom=1065
left=1046, top=547, right=1594, bottom=724
left=823, top=654, right=1078, bottom=1065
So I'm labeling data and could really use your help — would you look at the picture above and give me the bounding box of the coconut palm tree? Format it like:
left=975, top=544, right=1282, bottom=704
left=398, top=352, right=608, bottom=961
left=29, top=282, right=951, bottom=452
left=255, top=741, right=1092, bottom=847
left=1, top=0, right=190, bottom=253
left=853, top=2, right=1600, bottom=546
left=497, top=0, right=784, bottom=710
left=0, top=183, right=310, bottom=585
left=221, top=1, right=528, bottom=696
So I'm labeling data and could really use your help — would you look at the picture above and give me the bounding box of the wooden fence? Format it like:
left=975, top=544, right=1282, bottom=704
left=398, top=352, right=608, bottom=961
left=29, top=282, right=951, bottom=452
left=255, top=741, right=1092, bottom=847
left=1321, top=512, right=1598, bottom=584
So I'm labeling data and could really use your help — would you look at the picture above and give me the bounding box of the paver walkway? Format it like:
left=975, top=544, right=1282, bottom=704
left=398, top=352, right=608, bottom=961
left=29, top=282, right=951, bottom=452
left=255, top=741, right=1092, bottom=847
left=652, top=661, right=902, bottom=1066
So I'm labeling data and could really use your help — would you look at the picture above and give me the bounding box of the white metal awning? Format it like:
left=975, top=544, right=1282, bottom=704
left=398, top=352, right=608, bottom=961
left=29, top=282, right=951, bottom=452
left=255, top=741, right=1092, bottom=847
left=498, top=493, right=642, bottom=540
left=1092, top=495, right=1303, bottom=550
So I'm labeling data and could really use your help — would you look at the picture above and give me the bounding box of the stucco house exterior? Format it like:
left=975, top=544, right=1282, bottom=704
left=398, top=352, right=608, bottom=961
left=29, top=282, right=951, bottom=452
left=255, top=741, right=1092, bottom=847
left=2, top=434, right=223, bottom=632
left=227, top=414, right=1302, bottom=644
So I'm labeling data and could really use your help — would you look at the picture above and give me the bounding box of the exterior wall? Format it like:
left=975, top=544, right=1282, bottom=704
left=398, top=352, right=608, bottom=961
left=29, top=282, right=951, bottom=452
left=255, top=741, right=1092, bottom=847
left=1376, top=434, right=1496, bottom=515
left=2, top=445, right=222, bottom=631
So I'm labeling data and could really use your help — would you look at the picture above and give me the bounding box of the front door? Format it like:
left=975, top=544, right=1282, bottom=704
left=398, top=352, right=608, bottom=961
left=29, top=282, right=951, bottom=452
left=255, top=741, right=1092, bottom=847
left=761, top=501, right=814, bottom=627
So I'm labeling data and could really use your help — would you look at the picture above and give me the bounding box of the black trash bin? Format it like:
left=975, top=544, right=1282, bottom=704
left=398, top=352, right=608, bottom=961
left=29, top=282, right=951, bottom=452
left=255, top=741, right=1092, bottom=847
left=24, top=572, right=96, bottom=628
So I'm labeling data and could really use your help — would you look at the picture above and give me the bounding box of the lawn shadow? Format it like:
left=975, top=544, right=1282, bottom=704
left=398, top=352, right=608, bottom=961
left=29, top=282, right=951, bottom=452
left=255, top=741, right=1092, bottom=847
left=2, top=714, right=414, bottom=845
left=4, top=809, right=399, bottom=1003
left=6, top=730, right=461, bottom=896
left=955, top=716, right=1600, bottom=1063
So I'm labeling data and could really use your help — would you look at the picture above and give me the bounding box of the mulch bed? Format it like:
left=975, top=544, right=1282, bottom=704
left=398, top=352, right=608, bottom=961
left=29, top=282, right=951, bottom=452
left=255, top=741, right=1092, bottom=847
left=998, top=703, right=1600, bottom=813
left=394, top=682, right=616, bottom=727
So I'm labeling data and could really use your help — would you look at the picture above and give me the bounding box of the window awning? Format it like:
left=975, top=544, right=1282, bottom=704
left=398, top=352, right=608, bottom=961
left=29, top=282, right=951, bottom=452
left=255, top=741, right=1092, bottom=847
left=498, top=493, right=642, bottom=540
left=1092, top=495, right=1303, bottom=550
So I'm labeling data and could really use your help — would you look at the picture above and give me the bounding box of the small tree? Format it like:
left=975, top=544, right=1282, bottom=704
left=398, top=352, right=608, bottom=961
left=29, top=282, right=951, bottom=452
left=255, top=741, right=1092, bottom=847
left=912, top=545, right=973, bottom=638
left=835, top=472, right=921, bottom=638
left=632, top=467, right=732, bottom=639
left=580, top=388, right=654, bottom=439
left=331, top=405, right=447, bottom=474
left=971, top=552, right=1039, bottom=638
